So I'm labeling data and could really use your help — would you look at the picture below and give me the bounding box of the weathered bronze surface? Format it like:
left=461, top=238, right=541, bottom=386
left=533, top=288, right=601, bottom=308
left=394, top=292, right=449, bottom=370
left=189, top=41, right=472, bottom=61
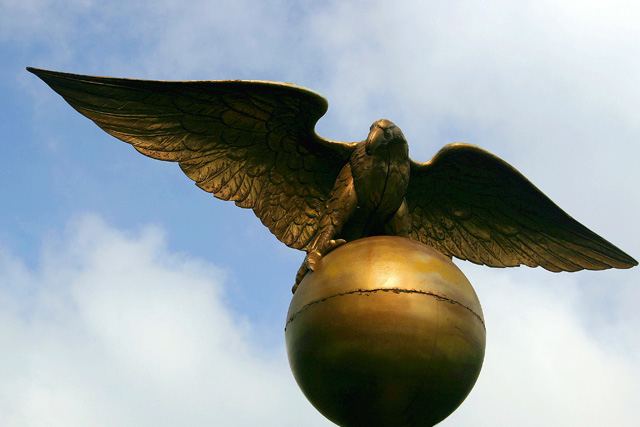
left=27, top=67, right=637, bottom=292
left=286, top=236, right=485, bottom=426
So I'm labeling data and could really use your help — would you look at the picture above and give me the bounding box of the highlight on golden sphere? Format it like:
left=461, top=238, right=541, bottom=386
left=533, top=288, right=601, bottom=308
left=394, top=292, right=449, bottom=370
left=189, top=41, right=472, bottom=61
left=285, top=236, right=485, bottom=427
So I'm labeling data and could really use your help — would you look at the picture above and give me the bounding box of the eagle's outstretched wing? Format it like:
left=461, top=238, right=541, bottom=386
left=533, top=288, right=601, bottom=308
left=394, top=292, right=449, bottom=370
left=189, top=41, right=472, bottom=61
left=406, top=143, right=637, bottom=271
left=28, top=67, right=357, bottom=251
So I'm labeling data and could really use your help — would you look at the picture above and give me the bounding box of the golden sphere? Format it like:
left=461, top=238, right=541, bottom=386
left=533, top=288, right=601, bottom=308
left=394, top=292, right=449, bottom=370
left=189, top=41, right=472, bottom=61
left=285, top=236, right=485, bottom=427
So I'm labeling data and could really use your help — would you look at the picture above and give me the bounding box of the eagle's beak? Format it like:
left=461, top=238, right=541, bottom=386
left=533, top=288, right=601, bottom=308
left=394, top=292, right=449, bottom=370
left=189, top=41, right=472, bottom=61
left=365, top=126, right=386, bottom=155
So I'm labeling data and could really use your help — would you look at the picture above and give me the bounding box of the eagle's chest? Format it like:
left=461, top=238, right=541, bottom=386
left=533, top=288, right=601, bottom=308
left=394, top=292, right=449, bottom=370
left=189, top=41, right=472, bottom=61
left=350, top=143, right=410, bottom=218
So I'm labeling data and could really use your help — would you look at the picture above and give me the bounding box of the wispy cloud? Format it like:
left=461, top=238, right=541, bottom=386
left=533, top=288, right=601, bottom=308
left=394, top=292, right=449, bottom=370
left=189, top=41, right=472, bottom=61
left=450, top=265, right=640, bottom=425
left=0, top=215, right=326, bottom=426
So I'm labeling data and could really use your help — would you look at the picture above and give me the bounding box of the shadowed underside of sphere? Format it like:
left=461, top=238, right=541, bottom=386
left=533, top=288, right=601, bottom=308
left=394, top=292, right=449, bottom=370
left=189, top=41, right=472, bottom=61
left=285, top=236, right=486, bottom=427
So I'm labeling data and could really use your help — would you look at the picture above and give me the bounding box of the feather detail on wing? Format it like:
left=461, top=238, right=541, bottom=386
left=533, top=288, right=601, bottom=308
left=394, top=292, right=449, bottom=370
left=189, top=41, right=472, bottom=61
left=406, top=143, right=637, bottom=271
left=28, top=67, right=357, bottom=251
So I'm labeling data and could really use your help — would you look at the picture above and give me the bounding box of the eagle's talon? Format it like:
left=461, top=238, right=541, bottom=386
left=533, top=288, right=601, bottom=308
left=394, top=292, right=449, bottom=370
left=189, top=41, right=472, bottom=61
left=305, top=239, right=346, bottom=273
left=305, top=249, right=322, bottom=272
left=326, top=239, right=347, bottom=252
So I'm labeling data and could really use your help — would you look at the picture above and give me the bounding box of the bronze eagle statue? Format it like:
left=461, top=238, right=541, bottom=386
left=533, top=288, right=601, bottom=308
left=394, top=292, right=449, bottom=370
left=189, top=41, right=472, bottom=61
left=28, top=67, right=637, bottom=292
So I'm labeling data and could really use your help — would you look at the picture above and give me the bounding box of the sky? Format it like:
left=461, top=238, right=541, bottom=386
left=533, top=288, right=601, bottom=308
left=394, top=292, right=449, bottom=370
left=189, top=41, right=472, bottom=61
left=1, top=1, right=639, bottom=425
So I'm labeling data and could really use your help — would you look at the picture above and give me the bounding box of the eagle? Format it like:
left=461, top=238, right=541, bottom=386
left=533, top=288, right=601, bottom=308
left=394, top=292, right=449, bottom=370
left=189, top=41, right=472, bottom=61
left=28, top=67, right=637, bottom=292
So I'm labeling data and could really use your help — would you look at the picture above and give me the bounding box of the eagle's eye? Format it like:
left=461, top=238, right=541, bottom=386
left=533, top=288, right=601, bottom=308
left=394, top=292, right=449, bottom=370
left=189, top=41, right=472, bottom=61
left=384, top=128, right=392, bottom=139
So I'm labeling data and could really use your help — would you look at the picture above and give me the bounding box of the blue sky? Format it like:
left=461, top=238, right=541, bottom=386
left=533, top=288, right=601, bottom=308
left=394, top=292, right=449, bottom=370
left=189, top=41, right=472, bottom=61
left=1, top=1, right=639, bottom=425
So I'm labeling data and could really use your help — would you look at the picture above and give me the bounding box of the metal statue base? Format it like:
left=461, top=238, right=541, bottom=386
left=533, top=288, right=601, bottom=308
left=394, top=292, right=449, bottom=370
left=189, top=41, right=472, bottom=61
left=285, top=236, right=485, bottom=427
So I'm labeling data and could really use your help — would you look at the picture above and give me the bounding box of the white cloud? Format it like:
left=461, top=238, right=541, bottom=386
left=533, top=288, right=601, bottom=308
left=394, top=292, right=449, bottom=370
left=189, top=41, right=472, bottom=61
left=448, top=265, right=640, bottom=426
left=311, top=1, right=640, bottom=144
left=0, top=214, right=327, bottom=427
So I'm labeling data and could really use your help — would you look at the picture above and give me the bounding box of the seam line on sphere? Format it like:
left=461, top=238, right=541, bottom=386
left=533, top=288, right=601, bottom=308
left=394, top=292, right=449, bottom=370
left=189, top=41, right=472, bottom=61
left=285, top=287, right=485, bottom=330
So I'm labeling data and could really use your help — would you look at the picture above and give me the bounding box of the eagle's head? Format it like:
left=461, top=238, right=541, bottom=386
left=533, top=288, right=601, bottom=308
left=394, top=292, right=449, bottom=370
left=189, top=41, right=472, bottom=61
left=365, top=119, right=406, bottom=155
